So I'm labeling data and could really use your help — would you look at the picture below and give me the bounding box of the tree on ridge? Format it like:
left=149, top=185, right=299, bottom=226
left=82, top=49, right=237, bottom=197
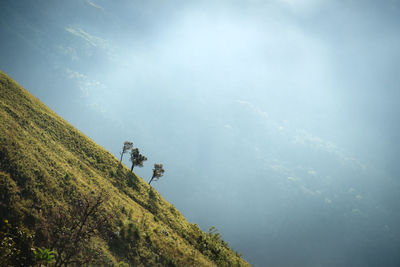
left=148, top=164, right=165, bottom=185
left=129, top=148, right=147, bottom=171
left=120, top=141, right=133, bottom=163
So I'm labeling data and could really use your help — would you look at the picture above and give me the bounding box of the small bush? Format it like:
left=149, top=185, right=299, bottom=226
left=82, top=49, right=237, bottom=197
left=126, top=172, right=139, bottom=190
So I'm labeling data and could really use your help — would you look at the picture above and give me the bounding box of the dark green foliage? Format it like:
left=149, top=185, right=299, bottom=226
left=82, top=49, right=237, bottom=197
left=32, top=247, right=56, bottom=265
left=109, top=221, right=165, bottom=266
left=191, top=226, right=238, bottom=266
left=0, top=219, right=35, bottom=267
left=148, top=163, right=165, bottom=185
left=129, top=148, right=147, bottom=171
left=148, top=187, right=159, bottom=214
left=127, top=171, right=139, bottom=190
left=118, top=222, right=141, bottom=253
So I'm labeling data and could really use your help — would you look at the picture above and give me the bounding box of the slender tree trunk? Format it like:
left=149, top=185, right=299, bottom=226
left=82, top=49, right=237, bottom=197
left=120, top=152, right=124, bottom=163
left=130, top=164, right=134, bottom=172
left=148, top=175, right=155, bottom=185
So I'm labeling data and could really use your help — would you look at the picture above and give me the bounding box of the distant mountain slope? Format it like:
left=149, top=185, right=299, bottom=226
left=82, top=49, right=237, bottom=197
left=0, top=70, right=250, bottom=267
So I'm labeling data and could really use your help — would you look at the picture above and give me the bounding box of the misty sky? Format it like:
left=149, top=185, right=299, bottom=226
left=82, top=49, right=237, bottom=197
left=1, top=0, right=400, bottom=266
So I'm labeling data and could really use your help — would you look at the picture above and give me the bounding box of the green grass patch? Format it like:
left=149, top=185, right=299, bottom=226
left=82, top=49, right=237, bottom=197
left=0, top=70, right=250, bottom=266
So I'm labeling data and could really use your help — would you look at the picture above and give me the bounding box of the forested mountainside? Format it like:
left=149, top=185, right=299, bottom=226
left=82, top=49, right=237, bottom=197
left=0, top=71, right=250, bottom=267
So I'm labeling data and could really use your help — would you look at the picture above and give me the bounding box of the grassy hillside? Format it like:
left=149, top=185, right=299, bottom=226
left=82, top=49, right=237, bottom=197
left=0, top=70, right=250, bottom=267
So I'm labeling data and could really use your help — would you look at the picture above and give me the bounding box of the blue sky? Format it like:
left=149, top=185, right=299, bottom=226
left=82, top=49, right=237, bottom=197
left=1, top=0, right=400, bottom=266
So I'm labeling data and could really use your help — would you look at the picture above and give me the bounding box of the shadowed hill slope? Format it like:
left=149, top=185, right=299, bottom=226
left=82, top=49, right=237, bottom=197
left=0, top=71, right=250, bottom=266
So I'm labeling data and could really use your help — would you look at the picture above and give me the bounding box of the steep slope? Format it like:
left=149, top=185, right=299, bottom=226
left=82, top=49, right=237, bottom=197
left=0, top=71, right=250, bottom=267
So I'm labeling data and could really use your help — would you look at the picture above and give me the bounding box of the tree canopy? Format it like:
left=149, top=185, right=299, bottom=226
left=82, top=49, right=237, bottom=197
left=149, top=164, right=165, bottom=185
left=120, top=141, right=133, bottom=162
left=129, top=148, right=147, bottom=171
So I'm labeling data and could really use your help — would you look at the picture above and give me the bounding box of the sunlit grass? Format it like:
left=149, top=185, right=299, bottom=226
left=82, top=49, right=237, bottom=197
left=0, top=70, right=250, bottom=266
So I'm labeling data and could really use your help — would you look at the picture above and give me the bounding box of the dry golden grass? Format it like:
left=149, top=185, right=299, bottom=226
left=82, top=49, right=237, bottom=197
left=0, top=70, right=250, bottom=266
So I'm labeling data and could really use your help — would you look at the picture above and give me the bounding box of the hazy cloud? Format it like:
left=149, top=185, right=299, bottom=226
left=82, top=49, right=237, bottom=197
left=234, top=99, right=365, bottom=172
left=57, top=45, right=79, bottom=61
left=293, top=129, right=366, bottom=170
left=65, top=68, right=106, bottom=105
left=236, top=100, right=269, bottom=120
left=300, top=185, right=318, bottom=196
left=87, top=0, right=104, bottom=10
left=65, top=26, right=109, bottom=49
left=2, top=1, right=399, bottom=266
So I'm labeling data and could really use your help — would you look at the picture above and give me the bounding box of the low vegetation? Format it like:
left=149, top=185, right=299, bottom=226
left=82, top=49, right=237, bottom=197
left=0, top=71, right=250, bottom=266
